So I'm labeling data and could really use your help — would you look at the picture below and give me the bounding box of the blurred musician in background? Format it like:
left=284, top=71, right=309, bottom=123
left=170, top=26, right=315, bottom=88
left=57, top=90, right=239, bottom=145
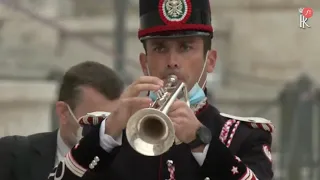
left=0, top=61, right=124, bottom=180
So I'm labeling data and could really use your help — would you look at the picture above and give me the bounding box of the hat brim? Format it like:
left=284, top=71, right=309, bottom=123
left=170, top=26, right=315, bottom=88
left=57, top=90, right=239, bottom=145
left=140, top=31, right=211, bottom=41
left=138, top=24, right=213, bottom=41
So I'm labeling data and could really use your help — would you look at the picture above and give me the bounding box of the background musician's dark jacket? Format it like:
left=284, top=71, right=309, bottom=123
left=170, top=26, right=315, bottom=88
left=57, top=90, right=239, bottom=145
left=0, top=131, right=58, bottom=180
left=48, top=104, right=274, bottom=180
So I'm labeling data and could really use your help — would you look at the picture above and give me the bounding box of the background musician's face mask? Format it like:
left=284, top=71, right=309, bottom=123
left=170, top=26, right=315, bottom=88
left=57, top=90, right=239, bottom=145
left=148, top=52, right=209, bottom=106
left=66, top=105, right=86, bottom=144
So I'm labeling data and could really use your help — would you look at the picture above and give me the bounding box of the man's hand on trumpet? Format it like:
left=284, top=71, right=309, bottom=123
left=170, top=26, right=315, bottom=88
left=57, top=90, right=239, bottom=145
left=104, top=76, right=163, bottom=138
left=168, top=100, right=203, bottom=147
left=120, top=76, right=164, bottom=98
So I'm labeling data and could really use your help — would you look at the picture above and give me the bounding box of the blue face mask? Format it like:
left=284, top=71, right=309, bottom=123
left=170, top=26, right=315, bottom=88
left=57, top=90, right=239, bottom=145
left=149, top=83, right=206, bottom=106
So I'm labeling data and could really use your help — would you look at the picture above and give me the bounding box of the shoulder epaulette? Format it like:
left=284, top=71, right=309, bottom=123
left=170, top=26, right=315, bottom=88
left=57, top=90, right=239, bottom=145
left=78, top=111, right=110, bottom=125
left=220, top=113, right=274, bottom=133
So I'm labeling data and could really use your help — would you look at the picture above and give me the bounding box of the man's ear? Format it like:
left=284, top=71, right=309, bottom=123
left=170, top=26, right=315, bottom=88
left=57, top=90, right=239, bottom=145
left=206, top=50, right=217, bottom=73
left=139, top=53, right=148, bottom=75
left=56, top=101, right=68, bottom=125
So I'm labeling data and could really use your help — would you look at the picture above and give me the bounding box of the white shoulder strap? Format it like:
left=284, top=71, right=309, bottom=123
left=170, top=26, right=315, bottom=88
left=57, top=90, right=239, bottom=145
left=86, top=111, right=111, bottom=118
left=220, top=113, right=272, bottom=124
left=220, top=112, right=274, bottom=132
left=78, top=111, right=111, bottom=125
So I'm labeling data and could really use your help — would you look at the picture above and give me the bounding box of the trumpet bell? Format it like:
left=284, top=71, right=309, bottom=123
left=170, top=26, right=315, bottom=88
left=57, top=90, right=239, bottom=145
left=126, top=108, right=175, bottom=156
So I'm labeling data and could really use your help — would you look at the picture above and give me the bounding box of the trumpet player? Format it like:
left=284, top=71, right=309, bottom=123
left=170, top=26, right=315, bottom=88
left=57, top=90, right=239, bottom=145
left=48, top=0, right=274, bottom=179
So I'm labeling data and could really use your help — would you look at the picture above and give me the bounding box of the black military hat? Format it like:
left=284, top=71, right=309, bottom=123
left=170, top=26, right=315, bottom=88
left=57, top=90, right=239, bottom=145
left=138, top=0, right=213, bottom=40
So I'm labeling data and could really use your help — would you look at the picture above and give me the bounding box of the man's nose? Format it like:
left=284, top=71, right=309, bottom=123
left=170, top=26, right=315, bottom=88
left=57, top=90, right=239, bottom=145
left=167, top=52, right=180, bottom=69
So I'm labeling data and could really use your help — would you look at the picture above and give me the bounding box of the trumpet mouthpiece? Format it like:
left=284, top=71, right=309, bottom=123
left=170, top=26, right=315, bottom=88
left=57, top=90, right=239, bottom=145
left=167, top=75, right=178, bottom=83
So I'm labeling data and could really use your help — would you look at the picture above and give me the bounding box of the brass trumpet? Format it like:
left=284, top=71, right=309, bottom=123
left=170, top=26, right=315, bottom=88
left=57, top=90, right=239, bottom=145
left=126, top=75, right=190, bottom=156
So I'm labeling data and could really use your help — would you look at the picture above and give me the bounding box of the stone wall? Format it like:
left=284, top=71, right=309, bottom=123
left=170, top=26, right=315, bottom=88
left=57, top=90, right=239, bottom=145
left=0, top=80, right=57, bottom=137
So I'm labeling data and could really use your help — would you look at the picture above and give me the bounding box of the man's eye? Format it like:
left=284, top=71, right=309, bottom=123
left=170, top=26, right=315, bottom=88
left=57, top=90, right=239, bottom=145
left=153, top=47, right=165, bottom=52
left=180, top=44, right=192, bottom=51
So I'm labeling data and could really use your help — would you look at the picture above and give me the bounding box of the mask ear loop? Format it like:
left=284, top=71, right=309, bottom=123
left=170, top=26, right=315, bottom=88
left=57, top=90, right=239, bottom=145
left=146, top=59, right=151, bottom=76
left=146, top=65, right=151, bottom=76
left=145, top=61, right=151, bottom=98
left=66, top=104, right=79, bottom=123
left=197, top=51, right=209, bottom=90
left=66, top=104, right=84, bottom=142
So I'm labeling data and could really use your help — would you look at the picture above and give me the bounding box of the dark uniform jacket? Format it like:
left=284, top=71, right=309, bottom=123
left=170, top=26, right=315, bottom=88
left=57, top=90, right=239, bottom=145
left=0, top=131, right=58, bottom=180
left=48, top=104, right=274, bottom=180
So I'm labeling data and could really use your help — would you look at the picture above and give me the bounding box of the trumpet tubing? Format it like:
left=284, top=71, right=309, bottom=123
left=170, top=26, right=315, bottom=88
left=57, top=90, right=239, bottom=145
left=126, top=75, right=189, bottom=156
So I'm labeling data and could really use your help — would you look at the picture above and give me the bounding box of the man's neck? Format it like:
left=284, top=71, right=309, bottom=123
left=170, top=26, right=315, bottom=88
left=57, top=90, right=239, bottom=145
left=58, top=129, right=72, bottom=155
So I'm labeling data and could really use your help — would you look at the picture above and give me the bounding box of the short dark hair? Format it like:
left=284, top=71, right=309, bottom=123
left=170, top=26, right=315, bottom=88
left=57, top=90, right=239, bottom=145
left=57, top=61, right=124, bottom=110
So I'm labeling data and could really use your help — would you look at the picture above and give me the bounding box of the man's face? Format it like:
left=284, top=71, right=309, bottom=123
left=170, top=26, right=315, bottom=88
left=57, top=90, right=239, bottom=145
left=139, top=36, right=217, bottom=90
left=56, top=86, right=120, bottom=147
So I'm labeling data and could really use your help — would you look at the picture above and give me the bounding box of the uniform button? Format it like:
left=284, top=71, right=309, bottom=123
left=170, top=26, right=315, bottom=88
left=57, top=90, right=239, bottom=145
left=89, top=156, right=100, bottom=169
left=94, top=156, right=100, bottom=162
left=204, top=177, right=210, bottom=180
left=166, top=160, right=173, bottom=166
